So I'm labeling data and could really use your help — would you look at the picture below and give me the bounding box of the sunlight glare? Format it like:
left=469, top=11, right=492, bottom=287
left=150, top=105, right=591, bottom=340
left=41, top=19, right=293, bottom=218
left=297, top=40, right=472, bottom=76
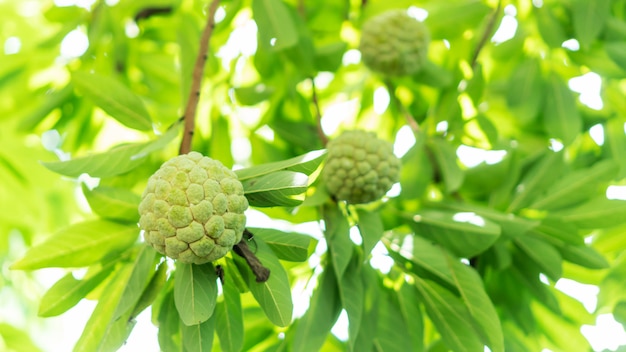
left=60, top=29, right=89, bottom=59
left=569, top=72, right=603, bottom=110
left=589, top=124, right=605, bottom=146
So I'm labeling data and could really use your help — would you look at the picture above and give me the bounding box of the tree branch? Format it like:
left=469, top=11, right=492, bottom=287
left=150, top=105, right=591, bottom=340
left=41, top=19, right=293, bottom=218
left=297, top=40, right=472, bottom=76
left=179, top=0, right=221, bottom=155
left=385, top=80, right=419, bottom=135
left=310, top=78, right=328, bottom=146
left=233, top=229, right=270, bottom=282
left=470, top=0, right=502, bottom=69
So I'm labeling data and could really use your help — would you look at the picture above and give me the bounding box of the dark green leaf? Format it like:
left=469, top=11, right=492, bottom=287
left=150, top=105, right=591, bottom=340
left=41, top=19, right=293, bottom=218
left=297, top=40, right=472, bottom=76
left=248, top=227, right=314, bottom=262
left=174, top=262, right=218, bottom=326
left=242, top=170, right=309, bottom=207
left=607, top=118, right=626, bottom=178
left=158, top=289, right=182, bottom=352
left=572, top=0, right=611, bottom=49
left=11, top=220, right=138, bottom=270
left=339, top=253, right=364, bottom=350
left=613, top=301, right=626, bottom=330
left=181, top=317, right=215, bottom=352
left=71, top=71, right=152, bottom=130
left=427, top=138, right=464, bottom=193
left=507, top=150, right=564, bottom=213
left=514, top=236, right=562, bottom=281
left=215, top=277, right=244, bottom=352
left=252, top=0, right=299, bottom=50
left=356, top=208, right=384, bottom=256
left=425, top=0, right=491, bottom=39
left=372, top=286, right=413, bottom=352
left=235, top=149, right=326, bottom=181
left=606, top=42, right=626, bottom=72
left=113, top=246, right=158, bottom=319
left=234, top=84, right=275, bottom=105
left=560, top=244, right=609, bottom=269
left=323, top=203, right=352, bottom=280
left=82, top=184, right=141, bottom=222
left=553, top=197, right=626, bottom=229
left=397, top=284, right=424, bottom=351
left=507, top=59, right=543, bottom=124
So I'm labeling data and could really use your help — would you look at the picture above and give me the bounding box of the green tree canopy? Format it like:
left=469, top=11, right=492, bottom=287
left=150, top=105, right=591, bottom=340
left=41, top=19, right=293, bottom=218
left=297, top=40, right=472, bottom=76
left=2, top=0, right=626, bottom=351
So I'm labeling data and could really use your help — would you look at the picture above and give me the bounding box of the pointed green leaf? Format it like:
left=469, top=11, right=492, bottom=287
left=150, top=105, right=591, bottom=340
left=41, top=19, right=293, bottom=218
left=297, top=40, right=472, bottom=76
left=252, top=0, right=299, bottom=50
left=158, top=289, right=182, bottom=352
left=235, top=149, right=326, bottom=181
left=113, top=246, right=158, bottom=319
left=82, top=184, right=141, bottom=223
left=397, top=284, right=424, bottom=351
left=39, top=261, right=116, bottom=317
left=41, top=124, right=180, bottom=178
left=411, top=209, right=501, bottom=258
left=572, top=0, right=611, bottom=49
left=181, top=316, right=215, bottom=352
left=215, top=275, right=244, bottom=352
left=427, top=138, right=464, bottom=193
left=356, top=208, right=384, bottom=256
left=323, top=203, right=352, bottom=280
left=543, top=73, right=582, bottom=146
left=508, top=150, right=564, bottom=213
left=174, top=262, right=218, bottom=326
left=373, top=285, right=414, bottom=352
left=242, top=170, right=309, bottom=207
left=248, top=227, right=314, bottom=262
left=560, top=245, right=609, bottom=269
left=293, top=268, right=342, bottom=352
left=235, top=237, right=293, bottom=326
left=71, top=71, right=152, bottom=130
left=11, top=220, right=138, bottom=270
left=339, top=253, right=364, bottom=350
left=515, top=235, right=562, bottom=281
left=554, top=197, right=626, bottom=229
left=507, top=59, right=543, bottom=124
left=131, top=261, right=168, bottom=319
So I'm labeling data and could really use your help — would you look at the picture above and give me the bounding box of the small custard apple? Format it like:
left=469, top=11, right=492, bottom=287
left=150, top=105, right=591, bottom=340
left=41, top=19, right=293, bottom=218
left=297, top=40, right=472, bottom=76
left=322, top=130, right=401, bottom=204
left=359, top=9, right=430, bottom=76
left=138, top=152, right=248, bottom=264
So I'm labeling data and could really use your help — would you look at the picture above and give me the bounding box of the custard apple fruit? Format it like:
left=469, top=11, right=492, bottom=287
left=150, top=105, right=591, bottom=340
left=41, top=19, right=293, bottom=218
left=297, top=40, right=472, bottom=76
left=359, top=9, right=430, bottom=76
left=322, top=130, right=401, bottom=204
left=138, top=152, right=248, bottom=264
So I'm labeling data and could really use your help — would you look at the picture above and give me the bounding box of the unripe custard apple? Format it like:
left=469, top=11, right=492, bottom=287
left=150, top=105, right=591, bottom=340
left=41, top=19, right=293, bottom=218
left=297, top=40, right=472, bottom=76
left=322, top=130, right=401, bottom=204
left=138, top=152, right=248, bottom=264
left=359, top=9, right=430, bottom=76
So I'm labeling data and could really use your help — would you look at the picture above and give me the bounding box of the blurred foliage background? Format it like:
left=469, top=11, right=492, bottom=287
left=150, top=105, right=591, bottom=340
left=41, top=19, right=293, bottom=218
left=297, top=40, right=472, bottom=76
left=2, top=0, right=626, bottom=351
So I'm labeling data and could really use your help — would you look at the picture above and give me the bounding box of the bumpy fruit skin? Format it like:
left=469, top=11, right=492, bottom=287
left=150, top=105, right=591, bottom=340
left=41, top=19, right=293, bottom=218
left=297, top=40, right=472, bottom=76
left=322, top=130, right=401, bottom=204
left=359, top=9, right=430, bottom=76
left=138, top=152, right=248, bottom=264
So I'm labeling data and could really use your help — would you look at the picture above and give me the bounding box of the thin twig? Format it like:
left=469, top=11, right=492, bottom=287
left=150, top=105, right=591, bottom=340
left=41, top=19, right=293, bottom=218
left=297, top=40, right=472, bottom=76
left=311, top=78, right=329, bottom=146
left=179, top=0, right=221, bottom=155
left=385, top=80, right=419, bottom=135
left=470, top=0, right=502, bottom=69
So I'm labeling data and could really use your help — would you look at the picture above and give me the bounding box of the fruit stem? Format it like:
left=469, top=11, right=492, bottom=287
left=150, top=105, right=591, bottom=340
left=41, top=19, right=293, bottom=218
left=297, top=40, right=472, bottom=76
left=470, top=0, right=502, bottom=70
left=179, top=0, right=221, bottom=155
left=233, top=230, right=270, bottom=282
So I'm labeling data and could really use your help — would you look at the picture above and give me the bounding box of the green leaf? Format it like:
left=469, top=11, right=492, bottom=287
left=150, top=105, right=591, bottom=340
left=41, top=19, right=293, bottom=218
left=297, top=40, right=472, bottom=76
left=535, top=5, right=567, bottom=48
left=252, top=0, right=299, bottom=50
left=71, top=71, right=152, bottom=130
left=412, top=277, right=484, bottom=352
left=559, top=244, right=609, bottom=269
left=427, top=138, right=464, bottom=193
left=445, top=253, right=504, bottom=352
left=356, top=208, right=384, bottom=256
left=372, top=285, right=413, bottom=352
left=113, top=246, right=158, bottom=319
left=242, top=170, right=309, bottom=207
left=82, top=184, right=141, bottom=222
left=292, top=268, right=342, bottom=352
left=353, top=266, right=380, bottom=352
left=613, top=301, right=626, bottom=330
left=508, top=150, right=564, bottom=213
left=424, top=0, right=491, bottom=39
left=412, top=61, right=454, bottom=88
left=572, top=0, right=611, bottom=49
left=174, top=262, right=218, bottom=326
left=131, top=260, right=168, bottom=319
left=543, top=73, right=582, bottom=146
left=514, top=235, right=562, bottom=281
left=553, top=197, right=626, bottom=229
left=506, top=59, right=543, bottom=124
left=215, top=275, right=244, bottom=352
left=235, top=237, right=293, bottom=326
left=41, top=124, right=180, bottom=178
left=234, top=84, right=275, bottom=106
left=0, top=323, right=43, bottom=352
left=73, top=263, right=136, bottom=352
left=339, top=252, right=364, bottom=350
left=210, top=115, right=234, bottom=168
left=158, top=289, right=182, bottom=352
left=411, top=209, right=501, bottom=258
left=323, top=203, right=352, bottom=280
left=607, top=118, right=626, bottom=178
left=248, top=227, right=314, bottom=262
left=529, top=160, right=618, bottom=211
left=39, top=261, right=116, bottom=317
left=397, top=284, right=424, bottom=351
left=181, top=317, right=215, bottom=352
left=606, top=42, right=626, bottom=72
left=11, top=220, right=138, bottom=270
left=235, top=149, right=326, bottom=181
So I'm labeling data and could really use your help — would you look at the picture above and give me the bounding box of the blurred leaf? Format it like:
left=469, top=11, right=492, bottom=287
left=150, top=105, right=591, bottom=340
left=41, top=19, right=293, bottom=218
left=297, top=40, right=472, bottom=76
left=507, top=59, right=543, bottom=125
left=314, top=41, right=347, bottom=72
left=427, top=138, right=464, bottom=193
left=131, top=260, right=168, bottom=319
left=323, top=202, right=352, bottom=280
left=606, top=42, right=626, bottom=71
left=181, top=317, right=215, bottom=352
left=113, top=246, right=157, bottom=319
left=425, top=0, right=491, bottom=39
left=249, top=227, right=314, bottom=262
left=553, top=197, right=626, bottom=229
left=17, top=84, right=74, bottom=131
left=412, top=61, right=454, bottom=88
left=606, top=118, right=626, bottom=178
left=534, top=5, right=567, bottom=48
left=411, top=209, right=501, bottom=258
left=559, top=244, right=609, bottom=269
left=215, top=276, right=244, bottom=352
left=543, top=73, right=582, bottom=146
left=174, top=262, right=218, bottom=326
left=82, top=184, right=141, bottom=223
left=39, top=261, right=116, bottom=317
left=233, top=84, right=275, bottom=105
left=373, top=285, right=413, bottom=352
left=158, top=289, right=182, bottom=352
left=397, top=284, right=424, bottom=351
left=242, top=170, right=308, bottom=207
left=42, top=124, right=180, bottom=178
left=292, top=268, right=342, bottom=352
left=235, top=237, right=293, bottom=326
left=356, top=208, right=384, bottom=256
left=515, top=236, right=562, bottom=281
left=252, top=0, right=299, bottom=50
left=71, top=71, right=152, bottom=131
left=339, top=253, right=364, bottom=349
left=0, top=323, right=43, bottom=352
left=613, top=301, right=626, bottom=330
left=572, top=0, right=611, bottom=49
left=508, top=150, right=564, bottom=213
left=11, top=220, right=138, bottom=270
left=235, top=149, right=326, bottom=181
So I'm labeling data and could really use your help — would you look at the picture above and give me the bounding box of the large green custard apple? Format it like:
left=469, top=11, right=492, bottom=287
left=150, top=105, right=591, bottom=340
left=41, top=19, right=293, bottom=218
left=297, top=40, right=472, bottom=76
left=359, top=9, right=430, bottom=76
left=322, top=130, right=401, bottom=204
left=138, top=152, right=248, bottom=264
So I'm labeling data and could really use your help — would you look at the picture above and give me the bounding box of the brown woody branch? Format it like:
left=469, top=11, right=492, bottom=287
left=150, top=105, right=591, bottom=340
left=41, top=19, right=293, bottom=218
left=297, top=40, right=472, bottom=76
left=179, top=0, right=221, bottom=155
left=470, top=0, right=502, bottom=69
left=233, top=230, right=270, bottom=282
